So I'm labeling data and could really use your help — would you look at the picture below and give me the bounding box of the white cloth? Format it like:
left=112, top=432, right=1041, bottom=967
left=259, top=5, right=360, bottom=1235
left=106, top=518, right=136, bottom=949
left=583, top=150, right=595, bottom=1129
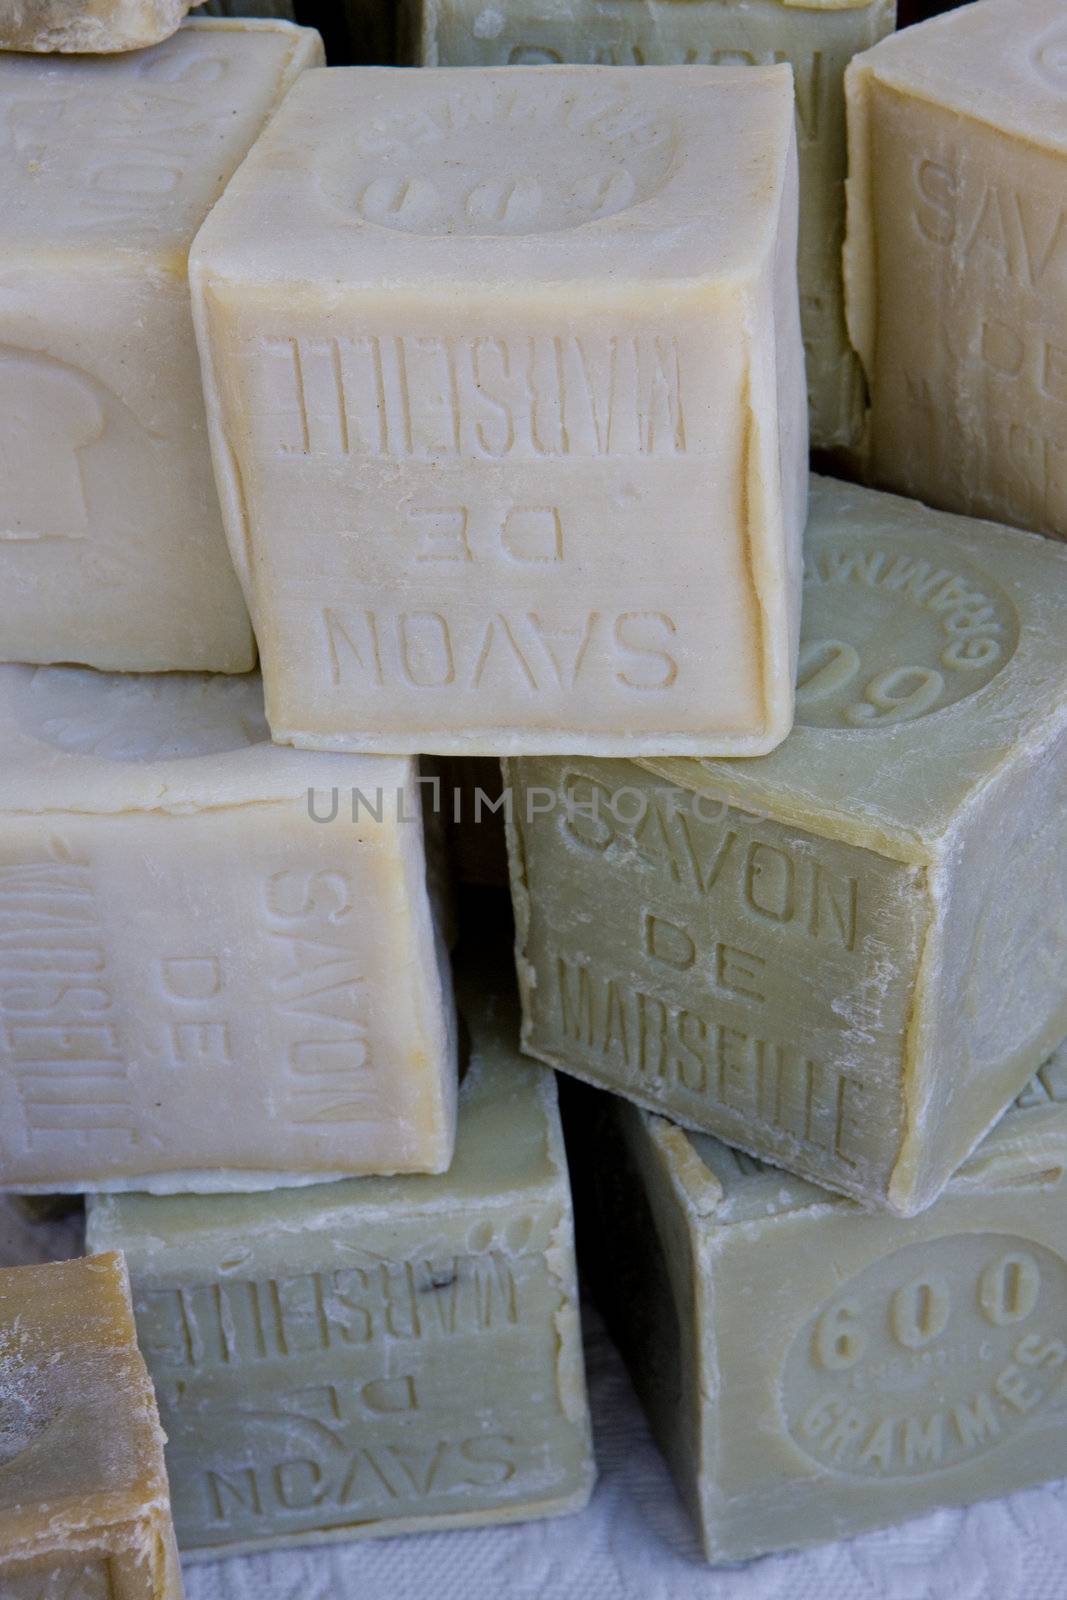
left=3, top=1197, right=1065, bottom=1600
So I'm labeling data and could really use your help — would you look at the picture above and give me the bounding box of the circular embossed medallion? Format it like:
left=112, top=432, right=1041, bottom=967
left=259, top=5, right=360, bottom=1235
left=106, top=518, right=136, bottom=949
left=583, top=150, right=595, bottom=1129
left=317, top=81, right=677, bottom=237
left=783, top=1234, right=1067, bottom=1480
left=795, top=533, right=1019, bottom=730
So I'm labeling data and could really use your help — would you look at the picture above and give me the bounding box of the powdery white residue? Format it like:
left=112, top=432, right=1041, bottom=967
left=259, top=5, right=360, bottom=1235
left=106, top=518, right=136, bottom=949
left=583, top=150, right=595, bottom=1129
left=473, top=7, right=505, bottom=38
left=0, top=1328, right=49, bottom=1466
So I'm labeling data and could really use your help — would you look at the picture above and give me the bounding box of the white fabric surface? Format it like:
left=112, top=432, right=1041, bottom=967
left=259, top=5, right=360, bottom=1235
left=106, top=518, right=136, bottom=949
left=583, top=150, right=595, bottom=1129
left=4, top=1198, right=1066, bottom=1600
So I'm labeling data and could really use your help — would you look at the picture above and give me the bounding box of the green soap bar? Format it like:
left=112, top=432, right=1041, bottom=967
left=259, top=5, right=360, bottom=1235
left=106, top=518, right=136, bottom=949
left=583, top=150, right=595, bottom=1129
left=577, top=1044, right=1067, bottom=1560
left=506, top=474, right=1067, bottom=1215
left=407, top=0, right=895, bottom=454
left=85, top=990, right=594, bottom=1558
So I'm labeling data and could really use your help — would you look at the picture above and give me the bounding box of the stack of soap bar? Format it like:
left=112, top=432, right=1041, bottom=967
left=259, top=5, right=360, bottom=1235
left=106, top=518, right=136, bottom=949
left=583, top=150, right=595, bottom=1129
left=86, top=986, right=595, bottom=1556
left=0, top=665, right=456, bottom=1192
left=505, top=474, right=1067, bottom=1215
left=407, top=0, right=895, bottom=454
left=845, top=0, right=1067, bottom=539
left=0, top=19, right=322, bottom=672
left=577, top=1042, right=1067, bottom=1560
left=0, top=0, right=193, bottom=50
left=191, top=63, right=807, bottom=756
left=0, top=1253, right=182, bottom=1598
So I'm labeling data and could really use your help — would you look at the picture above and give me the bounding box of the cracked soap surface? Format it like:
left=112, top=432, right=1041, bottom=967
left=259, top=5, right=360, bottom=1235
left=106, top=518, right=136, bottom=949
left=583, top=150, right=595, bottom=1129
left=505, top=474, right=1067, bottom=1215
left=86, top=986, right=595, bottom=1556
left=190, top=63, right=807, bottom=756
left=845, top=0, right=1067, bottom=539
left=409, top=0, right=894, bottom=454
left=579, top=1043, right=1067, bottom=1562
left=0, top=19, right=322, bottom=673
left=0, top=0, right=192, bottom=51
left=0, top=1252, right=182, bottom=1598
left=0, top=664, right=457, bottom=1192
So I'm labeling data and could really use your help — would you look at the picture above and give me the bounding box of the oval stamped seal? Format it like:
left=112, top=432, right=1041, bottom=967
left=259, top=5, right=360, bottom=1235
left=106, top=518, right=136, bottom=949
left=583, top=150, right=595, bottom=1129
left=796, top=533, right=1019, bottom=730
left=783, top=1233, right=1067, bottom=1479
left=318, top=80, right=678, bottom=238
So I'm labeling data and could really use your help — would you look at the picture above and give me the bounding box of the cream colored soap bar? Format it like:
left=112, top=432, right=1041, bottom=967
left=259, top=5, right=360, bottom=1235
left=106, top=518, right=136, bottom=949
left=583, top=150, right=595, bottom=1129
left=578, top=1044, right=1067, bottom=1560
left=0, top=0, right=193, bottom=50
left=0, top=665, right=456, bottom=1193
left=0, top=1253, right=182, bottom=1598
left=86, top=984, right=595, bottom=1556
left=409, top=0, right=895, bottom=454
left=0, top=20, right=322, bottom=673
left=191, top=64, right=807, bottom=756
left=506, top=475, right=1067, bottom=1215
left=845, top=0, right=1067, bottom=538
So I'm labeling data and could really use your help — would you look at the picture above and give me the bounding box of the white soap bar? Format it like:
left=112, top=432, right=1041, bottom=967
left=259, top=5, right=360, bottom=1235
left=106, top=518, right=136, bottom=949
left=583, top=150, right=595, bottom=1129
left=191, top=64, right=808, bottom=756
left=0, top=20, right=322, bottom=672
left=0, top=666, right=456, bottom=1192
left=845, top=0, right=1067, bottom=538
left=408, top=0, right=895, bottom=455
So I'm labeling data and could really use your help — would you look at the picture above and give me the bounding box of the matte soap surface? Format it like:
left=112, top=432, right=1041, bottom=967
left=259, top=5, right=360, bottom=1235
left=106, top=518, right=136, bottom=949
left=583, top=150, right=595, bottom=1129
left=191, top=63, right=807, bottom=756
left=0, top=19, right=322, bottom=673
left=0, top=0, right=193, bottom=50
left=0, top=665, right=456, bottom=1192
left=410, top=0, right=894, bottom=454
left=86, top=991, right=595, bottom=1556
left=845, top=0, right=1067, bottom=538
left=506, top=475, right=1067, bottom=1215
left=0, top=1253, right=182, bottom=1598
left=578, top=1044, right=1067, bottom=1561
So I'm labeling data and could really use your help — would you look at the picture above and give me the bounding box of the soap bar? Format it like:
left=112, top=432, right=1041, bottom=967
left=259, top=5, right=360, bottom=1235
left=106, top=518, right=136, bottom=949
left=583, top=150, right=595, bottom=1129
left=191, top=64, right=807, bottom=756
left=577, top=1042, right=1067, bottom=1560
left=505, top=474, right=1067, bottom=1215
left=0, top=19, right=322, bottom=672
left=0, top=0, right=193, bottom=50
left=85, top=985, right=595, bottom=1557
left=0, top=664, right=456, bottom=1192
left=0, top=1253, right=182, bottom=1598
left=845, top=0, right=1067, bottom=538
left=408, top=0, right=894, bottom=454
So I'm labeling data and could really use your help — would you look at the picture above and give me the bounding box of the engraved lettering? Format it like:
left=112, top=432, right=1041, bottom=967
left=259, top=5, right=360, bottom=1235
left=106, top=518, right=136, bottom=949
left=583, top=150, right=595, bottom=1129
left=785, top=1236, right=1067, bottom=1478
left=255, top=333, right=688, bottom=460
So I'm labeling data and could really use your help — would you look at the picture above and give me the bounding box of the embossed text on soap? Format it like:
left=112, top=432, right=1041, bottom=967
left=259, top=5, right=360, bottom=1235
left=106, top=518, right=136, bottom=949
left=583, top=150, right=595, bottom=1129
left=262, top=864, right=384, bottom=1126
left=0, top=848, right=136, bottom=1150
left=254, top=332, right=688, bottom=461
left=785, top=1234, right=1067, bottom=1478
left=138, top=1253, right=529, bottom=1370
